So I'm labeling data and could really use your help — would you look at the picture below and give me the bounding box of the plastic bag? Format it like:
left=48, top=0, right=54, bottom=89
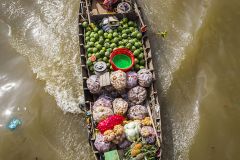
left=127, top=105, right=148, bottom=120
left=128, top=86, right=147, bottom=105
left=110, top=70, right=127, bottom=91
left=140, top=126, right=156, bottom=144
left=6, top=118, right=22, bottom=131
left=126, top=71, right=138, bottom=89
left=144, top=135, right=156, bottom=144
left=112, top=98, right=128, bottom=115
left=93, top=96, right=113, bottom=110
left=124, top=121, right=141, bottom=142
left=86, top=75, right=101, bottom=94
left=140, top=126, right=155, bottom=137
left=94, top=133, right=112, bottom=152
left=93, top=106, right=113, bottom=123
left=137, top=69, right=153, bottom=87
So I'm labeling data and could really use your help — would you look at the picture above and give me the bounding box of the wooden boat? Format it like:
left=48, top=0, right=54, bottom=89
left=78, top=0, right=162, bottom=159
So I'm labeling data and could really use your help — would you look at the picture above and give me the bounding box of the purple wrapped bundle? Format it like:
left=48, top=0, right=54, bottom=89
left=128, top=86, right=147, bottom=105
left=93, top=96, right=113, bottom=110
left=113, top=98, right=128, bottom=115
left=117, top=139, right=132, bottom=149
left=87, top=75, right=101, bottom=94
left=127, top=105, right=148, bottom=120
left=140, top=126, right=155, bottom=137
left=110, top=70, right=127, bottom=91
left=93, top=106, right=113, bottom=122
left=140, top=126, right=156, bottom=144
left=137, top=69, right=153, bottom=87
left=94, top=134, right=112, bottom=152
left=126, top=71, right=138, bottom=89
left=144, top=135, right=156, bottom=144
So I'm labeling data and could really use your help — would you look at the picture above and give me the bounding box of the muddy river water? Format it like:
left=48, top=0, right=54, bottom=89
left=0, top=0, right=240, bottom=160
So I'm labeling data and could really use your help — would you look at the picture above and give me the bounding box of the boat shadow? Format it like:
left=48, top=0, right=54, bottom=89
left=150, top=34, right=175, bottom=160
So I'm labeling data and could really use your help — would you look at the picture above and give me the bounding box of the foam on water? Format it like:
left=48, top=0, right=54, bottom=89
left=1, top=0, right=84, bottom=113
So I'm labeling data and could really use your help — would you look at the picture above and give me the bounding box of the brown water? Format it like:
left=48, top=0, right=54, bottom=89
left=0, top=0, right=240, bottom=160
left=140, top=0, right=240, bottom=159
left=0, top=0, right=93, bottom=159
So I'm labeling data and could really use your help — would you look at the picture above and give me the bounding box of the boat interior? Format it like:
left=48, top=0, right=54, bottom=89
left=78, top=0, right=162, bottom=159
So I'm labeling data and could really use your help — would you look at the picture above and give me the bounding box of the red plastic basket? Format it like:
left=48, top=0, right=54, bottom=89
left=110, top=48, right=135, bottom=72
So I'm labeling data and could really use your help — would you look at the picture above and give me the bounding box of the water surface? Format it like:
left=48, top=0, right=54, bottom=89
left=140, top=0, right=240, bottom=159
left=0, top=0, right=240, bottom=159
left=0, top=0, right=93, bottom=159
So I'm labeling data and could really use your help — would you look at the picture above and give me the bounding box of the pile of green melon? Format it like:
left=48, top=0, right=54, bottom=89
left=82, top=18, right=145, bottom=72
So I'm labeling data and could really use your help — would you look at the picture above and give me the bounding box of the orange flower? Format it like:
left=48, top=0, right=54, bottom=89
left=141, top=117, right=151, bottom=126
left=90, top=55, right=96, bottom=62
left=131, top=149, right=141, bottom=157
left=134, top=143, right=142, bottom=150
left=103, top=130, right=115, bottom=142
left=113, top=125, right=124, bottom=135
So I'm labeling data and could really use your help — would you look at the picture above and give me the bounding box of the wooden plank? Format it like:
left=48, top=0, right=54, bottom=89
left=99, top=72, right=111, bottom=87
left=146, top=101, right=161, bottom=147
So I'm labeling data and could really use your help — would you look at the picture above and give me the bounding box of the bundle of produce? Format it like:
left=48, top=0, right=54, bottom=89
left=126, top=71, right=138, bottom=89
left=143, top=135, right=156, bottom=145
left=128, top=86, right=147, bottom=105
left=110, top=70, right=127, bottom=90
left=124, top=142, right=158, bottom=160
left=104, top=125, right=126, bottom=144
left=93, top=96, right=113, bottom=110
left=86, top=75, right=101, bottom=94
left=118, top=139, right=132, bottom=149
left=137, top=69, right=153, bottom=87
left=127, top=105, right=148, bottom=120
left=97, top=115, right=125, bottom=133
left=83, top=17, right=145, bottom=71
left=140, top=126, right=156, bottom=144
left=93, top=106, right=114, bottom=123
left=141, top=117, right=152, bottom=126
left=112, top=98, right=128, bottom=115
left=104, top=130, right=115, bottom=142
left=124, top=121, right=141, bottom=142
left=94, top=133, right=113, bottom=153
left=129, top=143, right=143, bottom=158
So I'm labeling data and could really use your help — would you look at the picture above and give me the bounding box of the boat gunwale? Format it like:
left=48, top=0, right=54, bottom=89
left=78, top=0, right=163, bottom=159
